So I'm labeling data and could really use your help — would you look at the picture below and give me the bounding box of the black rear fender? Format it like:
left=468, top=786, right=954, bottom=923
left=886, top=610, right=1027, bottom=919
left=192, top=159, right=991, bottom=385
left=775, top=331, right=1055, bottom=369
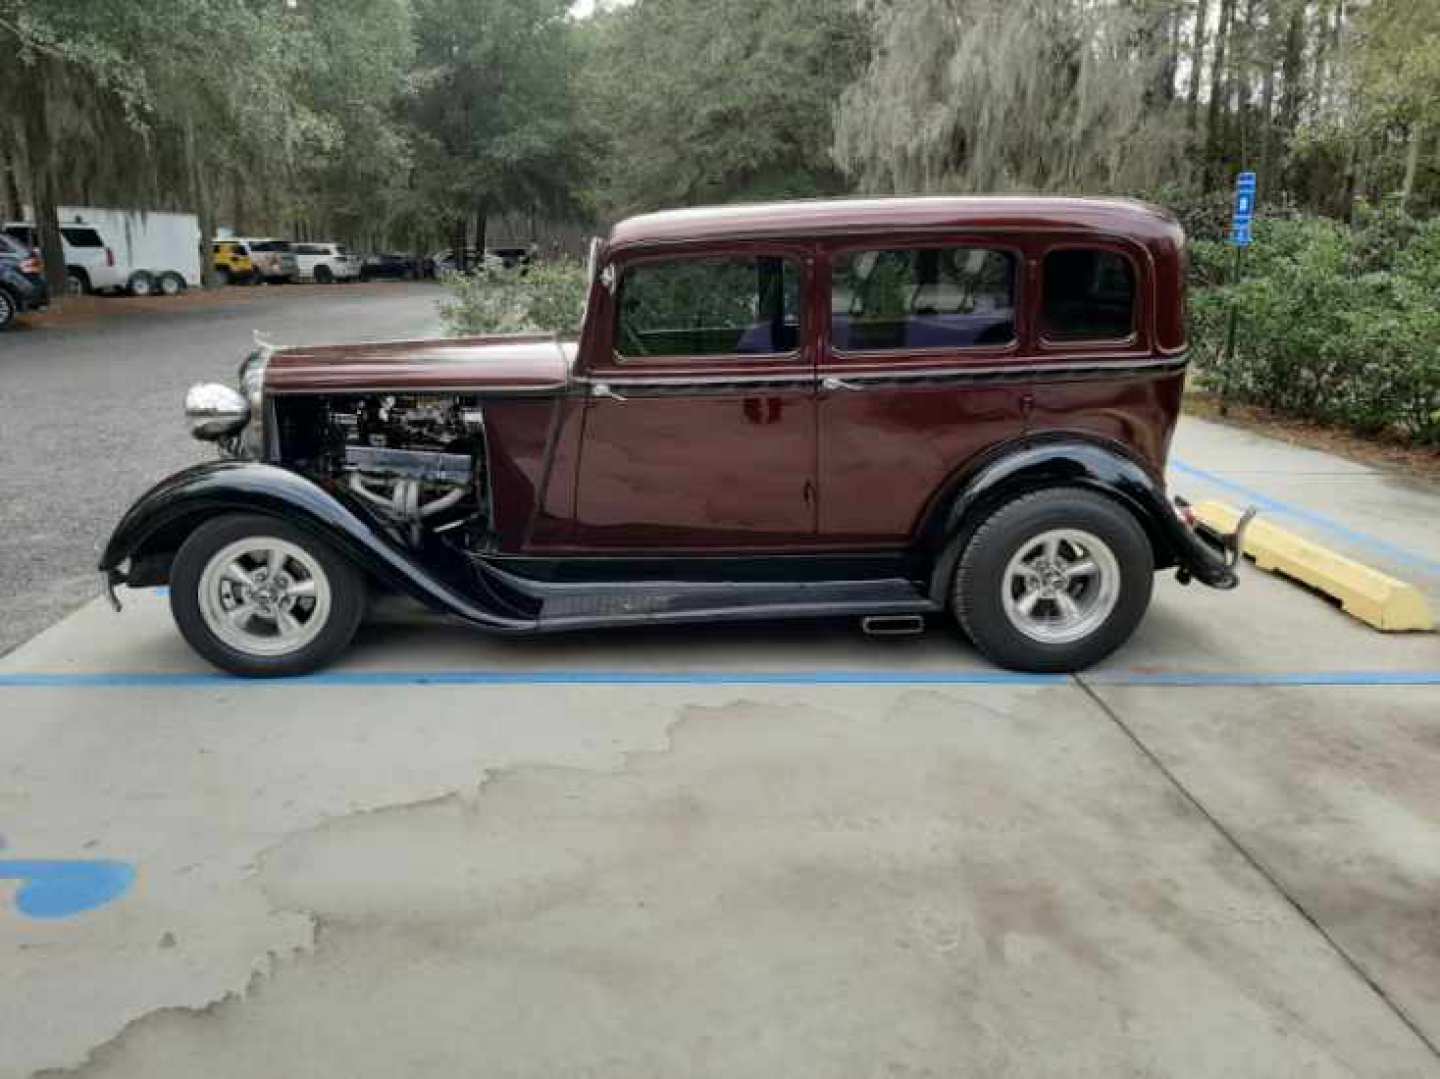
left=101, top=460, right=536, bottom=630
left=917, top=438, right=1237, bottom=604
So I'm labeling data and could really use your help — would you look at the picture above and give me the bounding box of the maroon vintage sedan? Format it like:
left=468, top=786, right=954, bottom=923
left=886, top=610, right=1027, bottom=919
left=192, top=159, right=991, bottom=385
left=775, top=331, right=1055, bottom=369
left=101, top=196, right=1248, bottom=676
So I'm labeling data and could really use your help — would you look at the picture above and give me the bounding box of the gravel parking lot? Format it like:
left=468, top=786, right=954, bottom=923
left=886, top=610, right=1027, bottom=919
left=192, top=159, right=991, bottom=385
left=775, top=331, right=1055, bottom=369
left=0, top=283, right=444, bottom=656
left=3, top=286, right=1439, bottom=1077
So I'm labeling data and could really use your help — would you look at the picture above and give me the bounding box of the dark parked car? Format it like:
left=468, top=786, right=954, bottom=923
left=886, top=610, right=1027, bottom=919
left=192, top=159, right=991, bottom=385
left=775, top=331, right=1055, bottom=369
left=102, top=196, right=1249, bottom=676
left=359, top=253, right=421, bottom=281
left=430, top=246, right=531, bottom=276
left=0, top=233, right=49, bottom=329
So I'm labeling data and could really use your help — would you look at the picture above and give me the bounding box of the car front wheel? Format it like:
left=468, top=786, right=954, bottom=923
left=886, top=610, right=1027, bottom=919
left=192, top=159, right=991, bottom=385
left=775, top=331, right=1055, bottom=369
left=169, top=514, right=365, bottom=677
left=953, top=488, right=1153, bottom=672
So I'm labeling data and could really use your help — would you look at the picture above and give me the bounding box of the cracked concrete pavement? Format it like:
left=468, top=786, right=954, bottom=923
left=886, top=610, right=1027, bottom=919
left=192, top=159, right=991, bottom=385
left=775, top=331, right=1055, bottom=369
left=3, top=282, right=1440, bottom=1075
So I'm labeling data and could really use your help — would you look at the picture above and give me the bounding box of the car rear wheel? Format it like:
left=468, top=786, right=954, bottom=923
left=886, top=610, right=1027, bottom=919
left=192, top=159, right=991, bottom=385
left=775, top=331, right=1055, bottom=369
left=170, top=514, right=366, bottom=677
left=314, top=265, right=333, bottom=284
left=158, top=271, right=185, bottom=296
left=216, top=267, right=232, bottom=286
left=66, top=270, right=89, bottom=296
left=127, top=270, right=154, bottom=297
left=952, top=488, right=1153, bottom=672
left=0, top=288, right=16, bottom=330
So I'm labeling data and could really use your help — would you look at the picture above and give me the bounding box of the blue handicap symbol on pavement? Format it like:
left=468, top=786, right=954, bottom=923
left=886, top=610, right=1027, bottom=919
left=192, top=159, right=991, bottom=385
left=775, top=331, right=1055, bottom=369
left=0, top=859, right=136, bottom=919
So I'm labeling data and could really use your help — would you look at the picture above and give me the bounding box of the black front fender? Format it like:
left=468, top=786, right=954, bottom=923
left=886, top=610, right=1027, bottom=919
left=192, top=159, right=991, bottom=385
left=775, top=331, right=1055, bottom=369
left=919, top=439, right=1239, bottom=603
left=101, top=460, right=536, bottom=631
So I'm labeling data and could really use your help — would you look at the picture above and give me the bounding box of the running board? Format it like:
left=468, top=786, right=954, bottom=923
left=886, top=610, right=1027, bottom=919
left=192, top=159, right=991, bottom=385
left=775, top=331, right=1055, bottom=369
left=532, top=578, right=938, bottom=632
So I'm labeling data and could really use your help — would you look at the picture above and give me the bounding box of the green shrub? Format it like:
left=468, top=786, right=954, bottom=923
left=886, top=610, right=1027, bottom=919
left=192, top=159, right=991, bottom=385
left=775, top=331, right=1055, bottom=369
left=1191, top=211, right=1440, bottom=446
left=438, top=257, right=589, bottom=338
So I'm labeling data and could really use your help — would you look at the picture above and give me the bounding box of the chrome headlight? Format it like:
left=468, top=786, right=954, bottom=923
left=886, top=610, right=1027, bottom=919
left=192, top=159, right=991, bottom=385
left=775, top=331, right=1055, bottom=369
left=184, top=382, right=250, bottom=440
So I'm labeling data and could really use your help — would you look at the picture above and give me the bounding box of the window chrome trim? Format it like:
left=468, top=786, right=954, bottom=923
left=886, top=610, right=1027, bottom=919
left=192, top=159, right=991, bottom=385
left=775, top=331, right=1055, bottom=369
left=575, top=354, right=1188, bottom=397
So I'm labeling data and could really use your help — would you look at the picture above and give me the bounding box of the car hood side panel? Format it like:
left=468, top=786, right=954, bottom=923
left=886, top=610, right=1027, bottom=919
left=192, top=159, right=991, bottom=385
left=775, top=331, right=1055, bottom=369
left=264, top=334, right=571, bottom=395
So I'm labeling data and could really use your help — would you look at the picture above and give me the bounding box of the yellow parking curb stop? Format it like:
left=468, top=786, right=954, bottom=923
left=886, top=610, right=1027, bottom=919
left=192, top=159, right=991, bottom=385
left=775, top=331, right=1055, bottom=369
left=1192, top=501, right=1435, bottom=632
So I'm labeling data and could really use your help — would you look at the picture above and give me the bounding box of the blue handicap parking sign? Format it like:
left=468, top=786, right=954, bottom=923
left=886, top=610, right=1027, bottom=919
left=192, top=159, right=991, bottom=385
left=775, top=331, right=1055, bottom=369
left=1231, top=171, right=1257, bottom=246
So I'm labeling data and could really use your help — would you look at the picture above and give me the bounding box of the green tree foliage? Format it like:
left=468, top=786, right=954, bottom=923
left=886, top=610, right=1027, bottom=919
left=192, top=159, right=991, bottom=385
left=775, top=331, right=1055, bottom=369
left=578, top=0, right=869, bottom=215
left=1191, top=206, right=1440, bottom=444
left=834, top=0, right=1190, bottom=195
left=438, top=257, right=589, bottom=336
left=410, top=0, right=581, bottom=257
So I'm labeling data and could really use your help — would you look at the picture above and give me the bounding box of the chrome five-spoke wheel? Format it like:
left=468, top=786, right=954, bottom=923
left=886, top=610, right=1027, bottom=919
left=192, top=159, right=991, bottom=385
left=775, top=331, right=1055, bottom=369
left=170, top=514, right=365, bottom=676
left=1001, top=528, right=1120, bottom=645
left=198, top=537, right=332, bottom=656
left=952, top=488, right=1153, bottom=672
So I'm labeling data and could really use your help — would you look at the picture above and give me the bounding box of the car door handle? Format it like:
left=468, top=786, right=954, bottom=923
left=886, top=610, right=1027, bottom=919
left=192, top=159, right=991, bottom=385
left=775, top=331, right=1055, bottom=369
left=821, top=376, right=862, bottom=392
left=590, top=382, right=627, bottom=402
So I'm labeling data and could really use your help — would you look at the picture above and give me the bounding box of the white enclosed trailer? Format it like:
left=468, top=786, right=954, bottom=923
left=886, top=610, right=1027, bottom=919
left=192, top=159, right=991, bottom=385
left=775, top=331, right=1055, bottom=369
left=55, top=206, right=202, bottom=293
left=77, top=207, right=202, bottom=291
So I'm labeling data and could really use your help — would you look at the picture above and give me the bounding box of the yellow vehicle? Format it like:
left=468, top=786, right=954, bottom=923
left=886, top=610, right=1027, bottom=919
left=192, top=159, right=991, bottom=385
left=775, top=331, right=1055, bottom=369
left=211, top=240, right=257, bottom=285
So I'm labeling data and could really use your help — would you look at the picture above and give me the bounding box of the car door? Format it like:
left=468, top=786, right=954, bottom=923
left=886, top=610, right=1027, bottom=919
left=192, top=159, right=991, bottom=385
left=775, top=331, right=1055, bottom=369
left=573, top=246, right=817, bottom=551
left=816, top=238, right=1028, bottom=545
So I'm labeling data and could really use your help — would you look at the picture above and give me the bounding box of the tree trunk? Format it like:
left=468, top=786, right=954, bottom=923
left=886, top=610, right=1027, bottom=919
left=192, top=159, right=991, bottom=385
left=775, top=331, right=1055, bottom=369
left=1205, top=0, right=1237, bottom=181
left=1258, top=0, right=1279, bottom=186
left=1187, top=0, right=1211, bottom=131
left=1236, top=0, right=1259, bottom=166
left=1401, top=120, right=1424, bottom=213
left=1277, top=0, right=1306, bottom=192
left=1310, top=0, right=1331, bottom=113
left=474, top=198, right=488, bottom=260
left=0, top=150, right=18, bottom=221
left=185, top=119, right=218, bottom=289
left=18, top=63, right=67, bottom=299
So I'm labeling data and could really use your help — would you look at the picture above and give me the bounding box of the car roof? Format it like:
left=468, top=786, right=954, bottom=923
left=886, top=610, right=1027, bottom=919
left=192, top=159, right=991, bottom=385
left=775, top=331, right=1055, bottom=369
left=606, top=195, right=1182, bottom=251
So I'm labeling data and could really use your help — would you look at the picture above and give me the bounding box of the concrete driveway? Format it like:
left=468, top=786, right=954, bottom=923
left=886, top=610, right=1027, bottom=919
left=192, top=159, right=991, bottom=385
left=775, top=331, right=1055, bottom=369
left=2, top=413, right=1438, bottom=1076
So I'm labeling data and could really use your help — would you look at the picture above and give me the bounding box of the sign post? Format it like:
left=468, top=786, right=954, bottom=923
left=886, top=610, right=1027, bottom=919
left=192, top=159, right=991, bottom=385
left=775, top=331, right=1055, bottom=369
left=1220, top=171, right=1256, bottom=411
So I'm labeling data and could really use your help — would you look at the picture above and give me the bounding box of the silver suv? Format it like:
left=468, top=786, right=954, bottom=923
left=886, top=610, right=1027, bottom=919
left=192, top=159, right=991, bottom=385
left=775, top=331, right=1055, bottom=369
left=231, top=238, right=298, bottom=284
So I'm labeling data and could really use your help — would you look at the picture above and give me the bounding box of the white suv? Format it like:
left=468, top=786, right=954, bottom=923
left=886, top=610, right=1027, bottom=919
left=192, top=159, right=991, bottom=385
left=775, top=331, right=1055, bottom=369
left=293, top=242, right=358, bottom=284
left=2, top=221, right=125, bottom=295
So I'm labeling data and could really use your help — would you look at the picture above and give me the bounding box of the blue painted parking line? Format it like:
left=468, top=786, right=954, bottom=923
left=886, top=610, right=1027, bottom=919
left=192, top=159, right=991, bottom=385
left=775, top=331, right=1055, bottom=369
left=0, top=668, right=1437, bottom=688
left=1086, top=670, right=1440, bottom=687
left=1171, top=457, right=1440, bottom=577
left=0, top=669, right=1069, bottom=688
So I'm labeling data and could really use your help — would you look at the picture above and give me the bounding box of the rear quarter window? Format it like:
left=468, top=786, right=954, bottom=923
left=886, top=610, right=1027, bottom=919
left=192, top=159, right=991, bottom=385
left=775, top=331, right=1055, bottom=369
left=1041, top=248, right=1136, bottom=342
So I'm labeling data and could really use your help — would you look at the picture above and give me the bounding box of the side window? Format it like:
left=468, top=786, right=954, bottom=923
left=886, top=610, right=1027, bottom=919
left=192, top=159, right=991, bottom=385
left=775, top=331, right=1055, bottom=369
left=1041, top=248, right=1136, bottom=342
left=61, top=227, right=104, bottom=248
left=831, top=246, right=1016, bottom=352
left=616, top=255, right=800, bottom=358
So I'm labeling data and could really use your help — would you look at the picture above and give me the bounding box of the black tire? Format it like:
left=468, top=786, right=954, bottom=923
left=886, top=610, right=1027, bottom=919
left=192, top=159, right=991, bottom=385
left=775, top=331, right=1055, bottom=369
left=169, top=513, right=366, bottom=677
left=952, top=487, right=1154, bottom=673
left=66, top=269, right=90, bottom=296
left=314, top=265, right=333, bottom=284
left=158, top=271, right=186, bottom=296
left=216, top=267, right=233, bottom=287
left=0, top=287, right=16, bottom=330
left=127, top=270, right=155, bottom=297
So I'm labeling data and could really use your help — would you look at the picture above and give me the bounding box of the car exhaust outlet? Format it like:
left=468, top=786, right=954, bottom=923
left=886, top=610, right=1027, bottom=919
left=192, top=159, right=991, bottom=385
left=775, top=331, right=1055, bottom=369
left=1225, top=506, right=1258, bottom=568
left=861, top=614, right=926, bottom=637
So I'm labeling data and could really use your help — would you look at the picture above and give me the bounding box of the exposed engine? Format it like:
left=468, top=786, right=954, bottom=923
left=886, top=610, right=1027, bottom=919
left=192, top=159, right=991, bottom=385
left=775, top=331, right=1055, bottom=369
left=290, top=394, right=487, bottom=545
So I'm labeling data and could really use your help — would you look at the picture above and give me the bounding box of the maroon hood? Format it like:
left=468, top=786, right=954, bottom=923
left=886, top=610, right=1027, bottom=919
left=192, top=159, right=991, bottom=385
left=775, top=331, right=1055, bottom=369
left=264, top=334, right=572, bottom=395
